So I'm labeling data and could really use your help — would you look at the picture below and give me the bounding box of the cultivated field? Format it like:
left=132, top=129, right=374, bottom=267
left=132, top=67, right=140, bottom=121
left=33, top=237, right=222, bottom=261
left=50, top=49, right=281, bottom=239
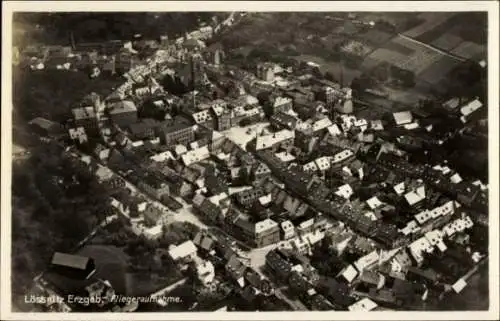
left=403, top=12, right=459, bottom=38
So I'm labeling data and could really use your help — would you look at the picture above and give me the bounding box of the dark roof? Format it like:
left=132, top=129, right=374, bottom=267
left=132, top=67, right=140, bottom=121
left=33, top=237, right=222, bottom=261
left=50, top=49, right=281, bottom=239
left=51, top=252, right=91, bottom=270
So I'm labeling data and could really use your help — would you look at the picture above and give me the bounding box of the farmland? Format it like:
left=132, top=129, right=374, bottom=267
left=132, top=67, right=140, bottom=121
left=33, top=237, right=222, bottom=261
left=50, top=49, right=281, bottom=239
left=216, top=12, right=486, bottom=104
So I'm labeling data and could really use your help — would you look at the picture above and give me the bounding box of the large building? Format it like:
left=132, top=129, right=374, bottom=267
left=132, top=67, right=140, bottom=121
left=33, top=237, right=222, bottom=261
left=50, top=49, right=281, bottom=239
left=257, top=63, right=275, bottom=82
left=158, top=121, right=195, bottom=147
left=211, top=100, right=232, bottom=131
left=108, top=100, right=138, bottom=127
left=232, top=215, right=280, bottom=248
left=50, top=252, right=96, bottom=280
left=72, top=106, right=98, bottom=135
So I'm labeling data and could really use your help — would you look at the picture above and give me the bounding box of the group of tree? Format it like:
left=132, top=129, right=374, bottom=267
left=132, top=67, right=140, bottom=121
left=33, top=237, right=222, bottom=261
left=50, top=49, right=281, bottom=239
left=11, top=143, right=114, bottom=300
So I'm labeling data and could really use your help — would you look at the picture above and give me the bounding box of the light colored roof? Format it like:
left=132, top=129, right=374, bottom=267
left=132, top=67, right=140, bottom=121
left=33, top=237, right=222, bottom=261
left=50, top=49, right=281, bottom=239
left=394, top=182, right=405, bottom=195
left=354, top=118, right=368, bottom=128
left=399, top=220, right=420, bottom=235
left=332, top=149, right=354, bottom=163
left=303, top=161, right=319, bottom=172
left=339, top=264, right=358, bottom=283
left=327, top=124, right=342, bottom=136
left=174, top=144, right=188, bottom=155
left=393, top=111, right=413, bottom=125
left=403, top=122, right=420, bottom=130
left=354, top=250, right=380, bottom=272
left=192, top=110, right=213, bottom=124
left=255, top=129, right=295, bottom=151
left=366, top=196, right=383, bottom=210
left=404, top=186, right=426, bottom=206
left=168, top=240, right=197, bottom=260
left=335, top=184, right=353, bottom=200
left=275, top=151, right=296, bottom=162
left=450, top=173, right=462, bottom=184
left=109, top=100, right=137, bottom=115
left=95, top=166, right=113, bottom=181
left=452, top=278, right=467, bottom=293
left=150, top=151, right=174, bottom=162
left=371, top=120, right=384, bottom=131
left=181, top=146, right=210, bottom=166
left=281, top=220, right=295, bottom=232
left=348, top=298, right=378, bottom=312
left=424, top=230, right=444, bottom=246
left=258, top=194, right=272, bottom=206
left=315, top=156, right=332, bottom=171
left=364, top=211, right=378, bottom=221
left=460, top=99, right=482, bottom=116
left=297, top=218, right=314, bottom=230
left=408, top=237, right=434, bottom=263
left=415, top=210, right=432, bottom=225
left=312, top=117, right=333, bottom=132
left=255, top=218, right=278, bottom=234
left=72, top=106, right=95, bottom=120
left=273, top=96, right=292, bottom=107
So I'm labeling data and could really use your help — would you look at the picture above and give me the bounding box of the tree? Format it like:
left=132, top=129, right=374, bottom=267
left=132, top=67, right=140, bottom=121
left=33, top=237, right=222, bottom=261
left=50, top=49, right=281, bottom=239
left=324, top=72, right=336, bottom=82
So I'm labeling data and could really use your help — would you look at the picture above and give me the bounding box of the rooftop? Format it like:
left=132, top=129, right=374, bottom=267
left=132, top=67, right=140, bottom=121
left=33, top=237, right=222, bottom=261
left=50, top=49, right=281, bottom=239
left=108, top=100, right=137, bottom=115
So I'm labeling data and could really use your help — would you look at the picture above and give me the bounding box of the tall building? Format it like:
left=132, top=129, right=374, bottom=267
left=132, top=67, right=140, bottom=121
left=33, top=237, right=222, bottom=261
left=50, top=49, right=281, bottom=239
left=257, top=63, right=275, bottom=82
left=72, top=106, right=98, bottom=135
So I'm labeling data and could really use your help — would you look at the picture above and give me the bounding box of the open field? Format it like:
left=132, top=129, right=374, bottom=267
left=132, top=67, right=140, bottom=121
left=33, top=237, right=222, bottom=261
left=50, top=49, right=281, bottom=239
left=403, top=12, right=459, bottom=38
left=430, top=33, right=464, bottom=51
left=414, top=12, right=487, bottom=46
left=451, top=41, right=486, bottom=60
left=418, top=56, right=463, bottom=85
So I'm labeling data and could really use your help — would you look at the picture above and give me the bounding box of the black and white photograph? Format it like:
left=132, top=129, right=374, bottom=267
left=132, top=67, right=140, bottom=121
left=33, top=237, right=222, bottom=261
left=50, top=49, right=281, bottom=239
left=1, top=1, right=499, bottom=320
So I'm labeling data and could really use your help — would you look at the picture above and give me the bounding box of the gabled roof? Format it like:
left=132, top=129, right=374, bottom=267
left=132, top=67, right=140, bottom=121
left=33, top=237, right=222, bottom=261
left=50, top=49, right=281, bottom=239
left=392, top=111, right=413, bottom=126
left=51, top=252, right=91, bottom=270
left=169, top=240, right=197, bottom=260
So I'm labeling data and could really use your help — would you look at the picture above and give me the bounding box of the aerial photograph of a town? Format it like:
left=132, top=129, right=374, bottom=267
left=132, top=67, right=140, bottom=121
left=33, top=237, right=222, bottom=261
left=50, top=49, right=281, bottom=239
left=5, top=5, right=496, bottom=317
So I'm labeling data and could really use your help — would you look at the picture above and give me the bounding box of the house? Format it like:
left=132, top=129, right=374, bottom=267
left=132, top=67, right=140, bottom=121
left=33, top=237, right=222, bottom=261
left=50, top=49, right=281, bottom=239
left=408, top=237, right=434, bottom=265
left=143, top=204, right=163, bottom=226
left=354, top=250, right=380, bottom=272
left=392, top=111, right=413, bottom=126
left=168, top=240, right=197, bottom=263
left=181, top=146, right=210, bottom=166
left=233, top=215, right=280, bottom=248
left=226, top=255, right=247, bottom=287
left=69, top=127, right=88, bottom=144
left=338, top=264, right=358, bottom=283
left=138, top=173, right=169, bottom=199
left=195, top=259, right=215, bottom=286
left=280, top=220, right=296, bottom=240
left=460, top=99, right=483, bottom=117
left=252, top=162, right=272, bottom=181
left=50, top=252, right=96, bottom=280
left=348, top=298, right=378, bottom=312
left=253, top=129, right=295, bottom=151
